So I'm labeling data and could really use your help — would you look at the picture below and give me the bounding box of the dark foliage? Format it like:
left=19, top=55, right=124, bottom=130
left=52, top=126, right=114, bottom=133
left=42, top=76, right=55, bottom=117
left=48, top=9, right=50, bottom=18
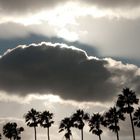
left=89, top=113, right=104, bottom=140
left=71, top=109, right=89, bottom=130
left=3, top=122, right=24, bottom=140
left=117, top=88, right=139, bottom=114
left=59, top=117, right=74, bottom=140
left=104, top=107, right=125, bottom=133
left=133, top=107, right=140, bottom=128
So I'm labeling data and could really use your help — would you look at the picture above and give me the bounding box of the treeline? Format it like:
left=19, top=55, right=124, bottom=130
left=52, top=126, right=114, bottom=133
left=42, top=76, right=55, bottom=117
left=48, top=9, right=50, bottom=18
left=1, top=88, right=140, bottom=140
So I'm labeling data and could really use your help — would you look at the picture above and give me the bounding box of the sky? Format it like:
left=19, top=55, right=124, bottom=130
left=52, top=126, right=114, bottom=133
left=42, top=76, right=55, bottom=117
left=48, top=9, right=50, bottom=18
left=0, top=0, right=140, bottom=140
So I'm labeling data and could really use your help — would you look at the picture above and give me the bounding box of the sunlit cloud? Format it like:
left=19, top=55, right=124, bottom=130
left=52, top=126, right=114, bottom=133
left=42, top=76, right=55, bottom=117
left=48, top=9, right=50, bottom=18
left=26, top=94, right=61, bottom=103
left=57, top=28, right=79, bottom=41
left=0, top=91, right=62, bottom=104
left=1, top=1, right=140, bottom=27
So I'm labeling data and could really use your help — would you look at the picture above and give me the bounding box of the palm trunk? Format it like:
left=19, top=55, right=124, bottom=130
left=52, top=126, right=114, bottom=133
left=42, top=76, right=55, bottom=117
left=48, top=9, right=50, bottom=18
left=129, top=113, right=135, bottom=140
left=81, top=129, right=83, bottom=140
left=47, top=127, right=50, bottom=140
left=99, top=134, right=101, bottom=140
left=114, top=113, right=119, bottom=140
left=115, top=123, right=119, bottom=140
left=34, top=126, right=37, bottom=140
left=116, top=130, right=119, bottom=140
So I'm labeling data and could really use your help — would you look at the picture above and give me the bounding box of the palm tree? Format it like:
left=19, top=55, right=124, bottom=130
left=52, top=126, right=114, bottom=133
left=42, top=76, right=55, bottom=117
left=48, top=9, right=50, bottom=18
left=3, top=122, right=13, bottom=140
left=103, top=107, right=125, bottom=140
left=3, top=122, right=24, bottom=140
left=88, top=113, right=104, bottom=140
left=133, top=107, right=140, bottom=128
left=59, top=117, right=74, bottom=140
left=39, top=111, right=54, bottom=140
left=24, top=108, right=40, bottom=140
left=71, top=109, right=89, bottom=140
left=116, top=88, right=139, bottom=140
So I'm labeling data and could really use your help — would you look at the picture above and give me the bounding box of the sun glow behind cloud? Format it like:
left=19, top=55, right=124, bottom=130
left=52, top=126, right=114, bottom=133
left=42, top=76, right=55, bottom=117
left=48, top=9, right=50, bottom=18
left=2, top=1, right=140, bottom=25
left=0, top=3, right=126, bottom=36
left=0, top=2, right=140, bottom=42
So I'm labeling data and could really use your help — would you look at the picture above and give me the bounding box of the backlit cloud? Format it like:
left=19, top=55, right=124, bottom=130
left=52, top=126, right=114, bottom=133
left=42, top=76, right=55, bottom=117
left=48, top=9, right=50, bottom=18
left=0, top=42, right=140, bottom=102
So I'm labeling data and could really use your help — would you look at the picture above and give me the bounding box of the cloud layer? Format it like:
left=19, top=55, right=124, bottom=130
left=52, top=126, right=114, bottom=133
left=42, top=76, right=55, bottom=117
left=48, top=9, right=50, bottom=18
left=0, top=0, right=140, bottom=15
left=0, top=0, right=66, bottom=14
left=81, top=0, right=140, bottom=9
left=0, top=42, right=140, bottom=102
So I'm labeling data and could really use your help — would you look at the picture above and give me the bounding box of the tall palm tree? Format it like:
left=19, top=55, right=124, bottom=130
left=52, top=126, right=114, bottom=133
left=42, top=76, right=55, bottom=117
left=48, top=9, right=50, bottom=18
left=71, top=109, right=89, bottom=140
left=24, top=108, right=40, bottom=140
left=116, top=88, right=139, bottom=140
left=39, top=111, right=54, bottom=140
left=103, top=107, right=125, bottom=140
left=88, top=113, right=104, bottom=140
left=3, top=122, right=24, bottom=140
left=133, top=107, right=140, bottom=128
left=59, top=117, right=74, bottom=140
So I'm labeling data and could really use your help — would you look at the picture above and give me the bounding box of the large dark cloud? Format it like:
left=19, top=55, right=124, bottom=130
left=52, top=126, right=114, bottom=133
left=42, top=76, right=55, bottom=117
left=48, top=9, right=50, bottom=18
left=0, top=42, right=117, bottom=102
left=0, top=42, right=140, bottom=102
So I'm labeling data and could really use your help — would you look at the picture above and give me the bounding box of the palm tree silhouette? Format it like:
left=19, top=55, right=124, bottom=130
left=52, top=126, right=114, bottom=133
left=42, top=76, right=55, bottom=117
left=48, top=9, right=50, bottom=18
left=71, top=109, right=89, bottom=140
left=133, top=107, right=140, bottom=128
left=103, top=107, right=125, bottom=140
left=88, top=113, right=104, bottom=140
left=59, top=117, right=74, bottom=140
left=39, top=111, right=54, bottom=140
left=24, top=108, right=40, bottom=140
left=3, top=122, right=13, bottom=140
left=116, top=88, right=139, bottom=140
left=3, top=122, right=24, bottom=140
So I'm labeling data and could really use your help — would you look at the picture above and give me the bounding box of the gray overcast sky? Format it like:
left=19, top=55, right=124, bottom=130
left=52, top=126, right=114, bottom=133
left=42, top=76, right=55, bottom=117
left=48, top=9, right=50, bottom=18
left=0, top=1, right=140, bottom=140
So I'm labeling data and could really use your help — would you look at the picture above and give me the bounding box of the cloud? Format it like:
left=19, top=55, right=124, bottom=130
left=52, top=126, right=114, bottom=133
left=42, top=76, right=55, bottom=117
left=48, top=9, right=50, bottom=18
left=0, top=42, right=114, bottom=102
left=0, top=22, right=98, bottom=57
left=77, top=17, right=140, bottom=59
left=0, top=22, right=29, bottom=39
left=0, top=0, right=140, bottom=22
left=80, top=0, right=140, bottom=9
left=1, top=0, right=140, bottom=15
left=0, top=22, right=57, bottom=39
left=105, top=58, right=140, bottom=91
left=0, top=42, right=140, bottom=102
left=0, top=0, right=67, bottom=15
